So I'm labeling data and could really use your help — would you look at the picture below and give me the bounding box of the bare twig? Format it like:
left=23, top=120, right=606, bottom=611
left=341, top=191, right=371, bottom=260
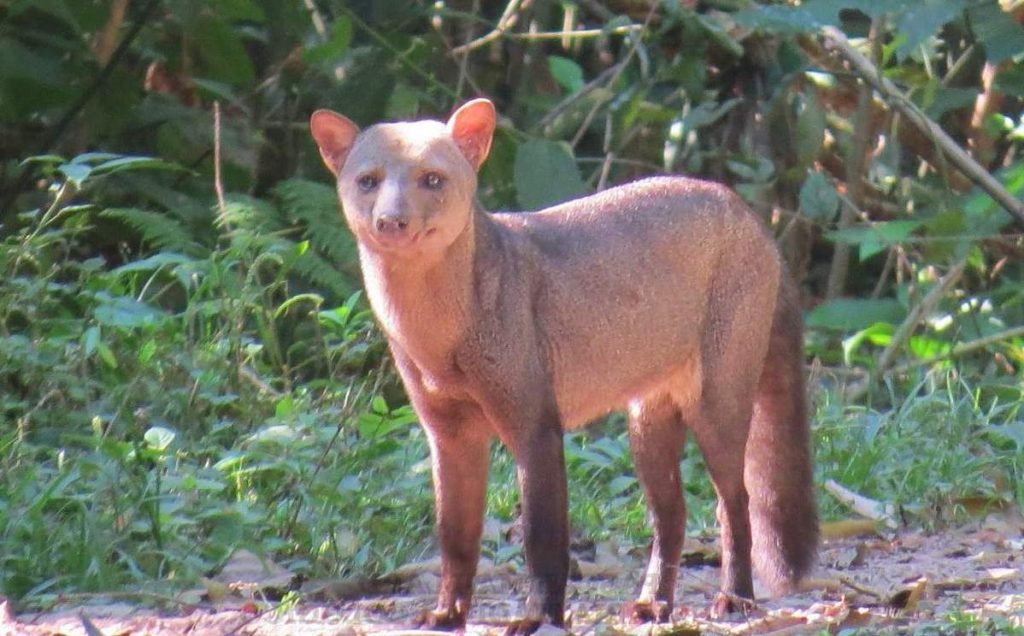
left=535, top=62, right=622, bottom=133
left=845, top=258, right=967, bottom=401
left=213, top=101, right=229, bottom=231
left=568, top=7, right=656, bottom=149
left=822, top=26, right=1024, bottom=227
left=825, top=18, right=882, bottom=300
left=825, top=479, right=898, bottom=528
left=0, top=0, right=162, bottom=219
left=452, top=0, right=525, bottom=54
left=890, top=324, right=1024, bottom=374
left=874, top=258, right=966, bottom=376
left=92, top=0, right=130, bottom=65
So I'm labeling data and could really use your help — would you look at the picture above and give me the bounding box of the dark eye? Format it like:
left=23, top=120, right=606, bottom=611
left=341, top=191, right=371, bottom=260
left=421, top=172, right=444, bottom=190
left=357, top=174, right=379, bottom=192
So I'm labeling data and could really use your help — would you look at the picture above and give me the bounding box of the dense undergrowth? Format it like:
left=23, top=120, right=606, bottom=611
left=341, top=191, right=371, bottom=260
left=1, top=0, right=1023, bottom=611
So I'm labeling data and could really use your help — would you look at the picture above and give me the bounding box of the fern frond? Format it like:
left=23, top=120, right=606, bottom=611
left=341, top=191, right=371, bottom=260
left=274, top=179, right=357, bottom=265
left=221, top=194, right=285, bottom=234
left=101, top=207, right=203, bottom=255
left=292, top=249, right=357, bottom=299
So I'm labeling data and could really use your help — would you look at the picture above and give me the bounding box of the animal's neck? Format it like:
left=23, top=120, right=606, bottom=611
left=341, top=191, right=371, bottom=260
left=361, top=207, right=496, bottom=359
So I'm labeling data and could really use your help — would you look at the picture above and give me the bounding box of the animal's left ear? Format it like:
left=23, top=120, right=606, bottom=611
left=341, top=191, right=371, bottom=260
left=310, top=109, right=360, bottom=176
left=446, top=98, right=496, bottom=171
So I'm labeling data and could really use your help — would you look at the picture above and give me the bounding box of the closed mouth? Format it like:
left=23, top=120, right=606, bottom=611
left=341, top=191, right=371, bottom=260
left=369, top=226, right=436, bottom=251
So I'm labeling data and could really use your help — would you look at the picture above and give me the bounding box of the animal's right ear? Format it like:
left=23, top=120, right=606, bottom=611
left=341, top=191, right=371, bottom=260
left=309, top=109, right=360, bottom=176
left=447, top=98, right=496, bottom=171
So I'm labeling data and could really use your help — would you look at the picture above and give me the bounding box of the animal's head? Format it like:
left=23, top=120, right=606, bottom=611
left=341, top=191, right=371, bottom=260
left=309, top=99, right=496, bottom=257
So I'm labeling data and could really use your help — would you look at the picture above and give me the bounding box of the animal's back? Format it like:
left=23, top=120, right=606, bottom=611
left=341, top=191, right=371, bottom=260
left=491, top=176, right=782, bottom=427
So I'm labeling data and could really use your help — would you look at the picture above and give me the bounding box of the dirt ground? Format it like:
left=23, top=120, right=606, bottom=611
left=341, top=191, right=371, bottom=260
left=4, top=512, right=1023, bottom=635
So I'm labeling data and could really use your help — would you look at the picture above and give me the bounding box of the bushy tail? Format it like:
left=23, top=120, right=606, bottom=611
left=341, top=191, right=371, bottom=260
left=744, top=278, right=818, bottom=595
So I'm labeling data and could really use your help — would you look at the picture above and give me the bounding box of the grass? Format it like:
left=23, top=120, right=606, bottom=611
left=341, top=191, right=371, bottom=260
left=1, top=156, right=1022, bottom=611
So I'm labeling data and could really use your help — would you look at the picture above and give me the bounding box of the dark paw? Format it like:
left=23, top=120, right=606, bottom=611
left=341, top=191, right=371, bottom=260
left=502, top=618, right=542, bottom=636
left=623, top=600, right=672, bottom=624
left=709, top=592, right=757, bottom=619
left=502, top=617, right=569, bottom=636
left=416, top=607, right=467, bottom=631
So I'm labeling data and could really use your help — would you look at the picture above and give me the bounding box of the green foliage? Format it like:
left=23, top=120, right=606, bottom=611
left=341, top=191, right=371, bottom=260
left=0, top=0, right=1023, bottom=616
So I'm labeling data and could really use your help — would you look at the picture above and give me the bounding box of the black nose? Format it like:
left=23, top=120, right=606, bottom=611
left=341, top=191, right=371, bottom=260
left=375, top=215, right=409, bottom=234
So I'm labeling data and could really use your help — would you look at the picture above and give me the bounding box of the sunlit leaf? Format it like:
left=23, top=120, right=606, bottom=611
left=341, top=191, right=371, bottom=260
left=807, top=298, right=906, bottom=331
left=514, top=139, right=586, bottom=211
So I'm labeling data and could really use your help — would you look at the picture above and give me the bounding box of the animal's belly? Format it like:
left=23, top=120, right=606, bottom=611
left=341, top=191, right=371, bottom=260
left=553, top=344, right=702, bottom=429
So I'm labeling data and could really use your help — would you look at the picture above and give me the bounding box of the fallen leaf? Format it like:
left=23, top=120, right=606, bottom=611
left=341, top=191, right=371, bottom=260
left=821, top=519, right=882, bottom=541
left=215, top=549, right=293, bottom=591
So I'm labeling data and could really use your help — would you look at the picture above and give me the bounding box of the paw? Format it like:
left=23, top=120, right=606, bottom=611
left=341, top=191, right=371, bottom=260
left=502, top=618, right=568, bottom=636
left=622, top=599, right=672, bottom=624
left=416, top=607, right=467, bottom=631
left=709, top=592, right=757, bottom=619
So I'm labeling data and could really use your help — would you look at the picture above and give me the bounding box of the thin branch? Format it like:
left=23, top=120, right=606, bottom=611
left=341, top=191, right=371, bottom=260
left=41, top=0, right=162, bottom=155
left=0, top=0, right=162, bottom=219
left=452, top=0, right=524, bottom=54
left=339, top=6, right=458, bottom=100
left=822, top=26, right=1024, bottom=227
left=535, top=62, right=623, bottom=133
left=825, top=17, right=882, bottom=300
left=92, top=0, right=130, bottom=65
left=302, top=0, right=329, bottom=42
left=890, top=325, right=1024, bottom=374
left=213, top=101, right=229, bottom=231
left=875, top=258, right=966, bottom=376
left=846, top=258, right=968, bottom=400
left=567, top=8, right=656, bottom=149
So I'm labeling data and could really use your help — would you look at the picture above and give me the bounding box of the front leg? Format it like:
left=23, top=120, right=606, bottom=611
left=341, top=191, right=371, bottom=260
left=420, top=416, right=492, bottom=629
left=507, top=410, right=569, bottom=632
left=391, top=345, right=493, bottom=629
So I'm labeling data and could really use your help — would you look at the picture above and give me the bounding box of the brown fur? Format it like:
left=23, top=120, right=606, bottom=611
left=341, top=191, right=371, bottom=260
left=310, top=99, right=817, bottom=631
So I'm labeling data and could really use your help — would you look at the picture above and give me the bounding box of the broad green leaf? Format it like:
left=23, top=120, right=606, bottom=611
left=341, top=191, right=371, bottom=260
left=985, top=421, right=1024, bottom=450
left=192, top=15, right=256, bottom=85
left=907, top=334, right=950, bottom=359
left=112, top=253, right=193, bottom=275
left=276, top=395, right=295, bottom=418
left=842, top=322, right=893, bottom=364
left=216, top=0, right=267, bottom=21
left=144, top=426, right=177, bottom=452
left=304, top=16, right=353, bottom=64
left=93, top=294, right=166, bottom=329
left=514, top=139, right=586, bottom=211
left=608, top=475, right=637, bottom=496
left=97, top=342, right=117, bottom=368
left=82, top=326, right=100, bottom=357
left=8, top=0, right=81, bottom=31
left=993, top=63, right=1024, bottom=98
left=696, top=13, right=743, bottom=57
left=548, top=56, right=585, bottom=93
left=138, top=340, right=157, bottom=365
left=827, top=220, right=923, bottom=260
left=680, top=98, right=742, bottom=131
left=91, top=156, right=185, bottom=176
left=799, top=172, right=840, bottom=222
left=58, top=163, right=92, bottom=188
left=920, top=87, right=979, bottom=119
left=806, top=298, right=906, bottom=331
left=795, top=91, right=826, bottom=168
left=726, top=156, right=774, bottom=183
left=733, top=5, right=825, bottom=33
left=894, top=0, right=969, bottom=59
left=967, top=2, right=1024, bottom=63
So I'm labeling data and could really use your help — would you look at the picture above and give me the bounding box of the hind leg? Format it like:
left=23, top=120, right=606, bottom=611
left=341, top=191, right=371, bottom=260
left=625, top=395, right=687, bottom=623
left=690, top=399, right=755, bottom=617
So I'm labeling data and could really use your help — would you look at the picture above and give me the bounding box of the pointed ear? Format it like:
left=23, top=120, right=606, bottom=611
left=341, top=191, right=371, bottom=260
left=446, top=98, right=496, bottom=171
left=310, top=109, right=360, bottom=176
